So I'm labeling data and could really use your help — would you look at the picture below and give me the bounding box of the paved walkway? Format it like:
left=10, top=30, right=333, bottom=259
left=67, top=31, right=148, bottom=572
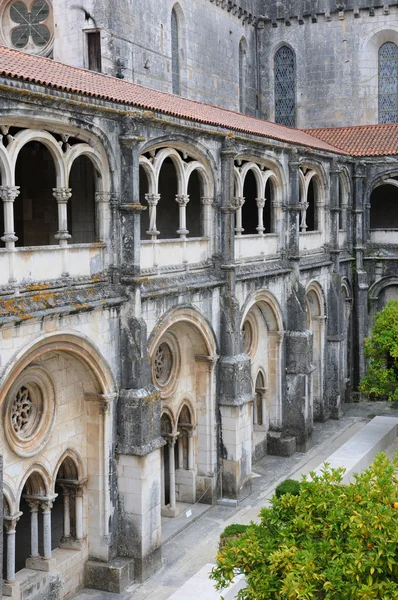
left=72, top=401, right=398, bottom=600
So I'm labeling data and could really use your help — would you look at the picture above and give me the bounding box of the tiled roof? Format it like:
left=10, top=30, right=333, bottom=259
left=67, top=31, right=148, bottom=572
left=306, top=123, right=398, bottom=157
left=0, top=45, right=345, bottom=155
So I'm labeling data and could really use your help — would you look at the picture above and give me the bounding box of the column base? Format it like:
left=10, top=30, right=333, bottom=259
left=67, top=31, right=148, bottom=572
left=85, top=557, right=135, bottom=593
left=25, top=556, right=57, bottom=572
left=267, top=432, right=296, bottom=457
left=59, top=537, right=86, bottom=550
left=161, top=505, right=180, bottom=518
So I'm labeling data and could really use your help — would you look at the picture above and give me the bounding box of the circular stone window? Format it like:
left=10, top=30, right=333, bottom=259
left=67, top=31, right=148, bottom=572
left=0, top=0, right=54, bottom=57
left=242, top=320, right=253, bottom=355
left=154, top=342, right=173, bottom=386
left=4, top=366, right=55, bottom=457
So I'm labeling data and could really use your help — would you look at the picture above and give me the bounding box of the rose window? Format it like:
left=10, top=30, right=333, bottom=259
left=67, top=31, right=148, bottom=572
left=11, top=386, right=33, bottom=434
left=0, top=0, right=53, bottom=56
left=154, top=343, right=173, bottom=386
left=242, top=320, right=253, bottom=355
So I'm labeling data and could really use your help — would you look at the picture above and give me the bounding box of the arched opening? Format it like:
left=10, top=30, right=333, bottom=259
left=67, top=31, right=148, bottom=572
left=161, top=412, right=173, bottom=509
left=342, top=283, right=353, bottom=403
left=306, top=177, right=318, bottom=231
left=139, top=165, right=150, bottom=238
left=265, top=178, right=273, bottom=234
left=2, top=495, right=10, bottom=582
left=306, top=287, right=325, bottom=422
left=241, top=169, right=258, bottom=235
left=186, top=169, right=202, bottom=238
left=171, top=7, right=180, bottom=95
left=14, top=141, right=57, bottom=246
left=242, top=294, right=283, bottom=461
left=157, top=157, right=179, bottom=239
left=55, top=455, right=84, bottom=546
left=0, top=166, right=4, bottom=248
left=68, top=155, right=97, bottom=243
left=370, top=183, right=398, bottom=229
left=274, top=45, right=296, bottom=128
left=239, top=38, right=248, bottom=113
left=379, top=42, right=398, bottom=124
left=175, top=405, right=195, bottom=502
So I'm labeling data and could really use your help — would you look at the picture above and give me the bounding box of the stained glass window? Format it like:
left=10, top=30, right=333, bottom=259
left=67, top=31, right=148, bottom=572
left=171, top=8, right=180, bottom=95
left=274, top=45, right=296, bottom=128
left=379, top=42, right=398, bottom=124
left=239, top=39, right=246, bottom=113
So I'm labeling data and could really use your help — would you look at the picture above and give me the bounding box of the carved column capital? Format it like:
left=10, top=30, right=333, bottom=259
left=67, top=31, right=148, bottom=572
left=175, top=194, right=190, bottom=207
left=201, top=196, right=214, bottom=206
left=0, top=185, right=20, bottom=202
left=232, top=196, right=245, bottom=211
left=53, top=188, right=72, bottom=203
left=145, top=193, right=161, bottom=206
left=256, top=197, right=266, bottom=209
left=3, top=512, right=22, bottom=533
left=95, top=191, right=112, bottom=203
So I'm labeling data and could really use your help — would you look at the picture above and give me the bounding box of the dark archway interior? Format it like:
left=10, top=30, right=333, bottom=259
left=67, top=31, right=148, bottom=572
left=68, top=155, right=96, bottom=243
left=338, top=178, right=344, bottom=230
left=255, top=371, right=264, bottom=426
left=265, top=178, right=273, bottom=234
left=157, top=157, right=179, bottom=239
left=306, top=178, right=318, bottom=231
left=242, top=169, right=258, bottom=235
left=140, top=165, right=150, bottom=238
left=0, top=171, right=4, bottom=247
left=370, top=184, right=398, bottom=229
left=186, top=169, right=202, bottom=237
left=14, top=142, right=57, bottom=246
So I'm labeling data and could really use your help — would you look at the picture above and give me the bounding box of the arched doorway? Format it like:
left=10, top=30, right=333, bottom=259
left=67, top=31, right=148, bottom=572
left=150, top=308, right=217, bottom=518
left=241, top=292, right=283, bottom=461
left=306, top=285, right=325, bottom=422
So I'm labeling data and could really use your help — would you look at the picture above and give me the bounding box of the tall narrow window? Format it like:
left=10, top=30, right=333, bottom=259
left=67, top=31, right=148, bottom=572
left=171, top=8, right=180, bottom=95
left=274, top=45, right=296, bottom=128
left=239, top=38, right=247, bottom=113
left=87, top=31, right=101, bottom=73
left=379, top=42, right=398, bottom=124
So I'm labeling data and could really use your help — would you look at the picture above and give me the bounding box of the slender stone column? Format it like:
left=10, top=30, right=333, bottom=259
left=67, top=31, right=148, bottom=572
left=53, top=187, right=72, bottom=246
left=178, top=435, right=184, bottom=469
left=299, top=200, right=309, bottom=232
left=187, top=429, right=194, bottom=471
left=234, top=197, right=245, bottom=236
left=0, top=186, right=20, bottom=249
left=41, top=499, right=54, bottom=559
left=4, top=514, right=21, bottom=583
left=61, top=486, right=71, bottom=540
left=26, top=499, right=40, bottom=557
left=95, top=191, right=112, bottom=242
left=145, top=193, right=161, bottom=240
left=176, top=194, right=190, bottom=239
left=201, top=197, right=214, bottom=239
left=256, top=197, right=266, bottom=235
left=168, top=437, right=177, bottom=509
left=75, top=485, right=84, bottom=540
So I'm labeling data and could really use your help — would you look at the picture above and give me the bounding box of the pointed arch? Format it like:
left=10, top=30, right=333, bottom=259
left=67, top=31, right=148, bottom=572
left=379, top=41, right=398, bottom=124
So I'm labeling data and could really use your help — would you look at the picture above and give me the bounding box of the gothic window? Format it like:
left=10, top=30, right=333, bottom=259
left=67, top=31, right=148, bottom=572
left=274, top=45, right=296, bottom=128
left=379, top=42, right=398, bottom=124
left=171, top=8, right=180, bottom=95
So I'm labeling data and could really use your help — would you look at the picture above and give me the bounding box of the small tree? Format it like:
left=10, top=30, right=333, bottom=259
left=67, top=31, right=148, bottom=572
left=359, top=299, right=398, bottom=401
left=211, top=453, right=398, bottom=599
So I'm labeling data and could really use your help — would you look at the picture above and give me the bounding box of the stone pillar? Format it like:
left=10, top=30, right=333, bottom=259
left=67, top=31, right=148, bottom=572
left=352, top=162, right=368, bottom=391
left=178, top=436, right=184, bottom=469
left=74, top=484, right=84, bottom=541
left=145, top=193, right=160, bottom=240
left=53, top=187, right=72, bottom=246
left=61, top=487, right=71, bottom=540
left=119, top=134, right=146, bottom=276
left=219, top=137, right=254, bottom=500
left=283, top=155, right=314, bottom=452
left=176, top=194, right=190, bottom=239
left=0, top=186, right=19, bottom=249
left=117, top=314, right=164, bottom=581
left=168, top=437, right=177, bottom=510
left=41, top=499, right=54, bottom=560
left=3, top=514, right=21, bottom=584
left=187, top=430, right=194, bottom=471
left=26, top=499, right=40, bottom=558
left=256, top=197, right=266, bottom=235
left=234, top=197, right=245, bottom=236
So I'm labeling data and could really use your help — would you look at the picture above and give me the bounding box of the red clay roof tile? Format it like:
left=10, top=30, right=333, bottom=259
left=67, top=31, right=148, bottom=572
left=0, top=45, right=346, bottom=154
left=306, top=124, right=398, bottom=157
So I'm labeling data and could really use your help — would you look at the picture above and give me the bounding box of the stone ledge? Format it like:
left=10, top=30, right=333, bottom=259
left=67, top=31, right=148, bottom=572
left=85, top=557, right=135, bottom=594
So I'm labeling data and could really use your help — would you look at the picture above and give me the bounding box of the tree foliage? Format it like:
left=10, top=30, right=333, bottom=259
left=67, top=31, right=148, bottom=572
left=210, top=453, right=398, bottom=599
left=359, top=299, right=398, bottom=401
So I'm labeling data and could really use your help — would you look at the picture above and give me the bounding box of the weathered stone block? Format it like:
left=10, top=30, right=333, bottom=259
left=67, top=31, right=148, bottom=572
left=267, top=431, right=296, bottom=457
left=85, top=558, right=135, bottom=593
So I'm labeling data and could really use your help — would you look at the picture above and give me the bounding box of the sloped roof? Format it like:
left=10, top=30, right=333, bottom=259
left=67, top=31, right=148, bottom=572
left=0, top=45, right=345, bottom=154
left=306, top=123, right=398, bottom=157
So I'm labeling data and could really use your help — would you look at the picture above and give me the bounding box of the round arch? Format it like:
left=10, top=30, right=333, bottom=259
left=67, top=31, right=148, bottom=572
left=241, top=289, right=284, bottom=333
left=65, top=143, right=110, bottom=193
left=0, top=144, right=12, bottom=185
left=306, top=281, right=326, bottom=421
left=17, top=464, right=52, bottom=505
left=9, top=129, right=67, bottom=187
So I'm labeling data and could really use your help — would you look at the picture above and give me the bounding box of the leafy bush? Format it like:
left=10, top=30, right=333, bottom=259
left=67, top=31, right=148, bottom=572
left=275, top=478, right=301, bottom=498
left=211, top=453, right=398, bottom=599
left=359, top=300, right=398, bottom=401
left=220, top=524, right=250, bottom=539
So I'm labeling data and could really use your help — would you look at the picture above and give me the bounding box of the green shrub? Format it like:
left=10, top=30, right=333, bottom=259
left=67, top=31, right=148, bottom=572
left=211, top=453, right=398, bottom=599
left=359, top=299, right=398, bottom=401
left=220, top=524, right=250, bottom=539
left=275, top=478, right=301, bottom=498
